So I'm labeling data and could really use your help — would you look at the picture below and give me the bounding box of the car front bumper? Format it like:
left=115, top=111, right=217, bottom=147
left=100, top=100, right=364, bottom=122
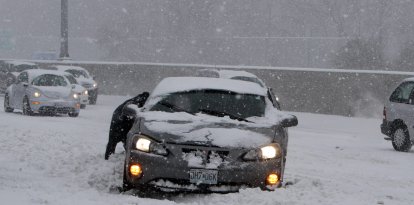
left=125, top=147, right=283, bottom=192
left=29, top=99, right=80, bottom=114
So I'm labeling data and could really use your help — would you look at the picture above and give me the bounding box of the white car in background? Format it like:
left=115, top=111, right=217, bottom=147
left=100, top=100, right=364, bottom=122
left=4, top=69, right=81, bottom=117
left=64, top=73, right=89, bottom=109
left=196, top=69, right=281, bottom=110
left=0, top=60, right=39, bottom=93
left=49, top=65, right=98, bottom=105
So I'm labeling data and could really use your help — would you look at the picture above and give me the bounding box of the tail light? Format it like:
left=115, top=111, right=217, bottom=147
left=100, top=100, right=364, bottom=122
left=383, top=107, right=386, bottom=120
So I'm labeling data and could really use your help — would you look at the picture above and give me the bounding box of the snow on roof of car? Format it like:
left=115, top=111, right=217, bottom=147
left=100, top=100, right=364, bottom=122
left=217, top=69, right=259, bottom=79
left=403, top=77, right=414, bottom=82
left=150, top=77, right=267, bottom=97
left=5, top=60, right=37, bottom=66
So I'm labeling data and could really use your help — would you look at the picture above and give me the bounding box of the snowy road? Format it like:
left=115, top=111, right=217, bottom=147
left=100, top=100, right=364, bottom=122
left=0, top=95, right=413, bottom=205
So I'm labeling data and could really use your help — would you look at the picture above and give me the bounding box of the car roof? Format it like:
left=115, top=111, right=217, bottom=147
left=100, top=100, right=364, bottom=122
left=196, top=69, right=266, bottom=87
left=150, top=77, right=267, bottom=97
left=403, top=77, right=414, bottom=82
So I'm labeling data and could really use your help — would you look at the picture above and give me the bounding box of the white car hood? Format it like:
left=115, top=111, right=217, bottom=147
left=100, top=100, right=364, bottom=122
left=33, top=86, right=72, bottom=99
left=71, top=84, right=85, bottom=93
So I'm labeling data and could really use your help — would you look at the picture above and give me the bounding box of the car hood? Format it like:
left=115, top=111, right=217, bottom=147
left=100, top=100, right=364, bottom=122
left=71, top=84, right=85, bottom=93
left=76, top=77, right=95, bottom=86
left=137, top=111, right=276, bottom=149
left=33, top=86, right=72, bottom=99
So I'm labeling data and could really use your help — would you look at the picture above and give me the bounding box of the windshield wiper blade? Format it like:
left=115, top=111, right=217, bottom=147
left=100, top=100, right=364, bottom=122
left=198, top=109, right=250, bottom=122
left=159, top=102, right=195, bottom=115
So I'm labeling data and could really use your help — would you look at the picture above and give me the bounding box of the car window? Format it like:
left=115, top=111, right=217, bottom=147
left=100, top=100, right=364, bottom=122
left=150, top=90, right=266, bottom=119
left=390, top=82, right=414, bottom=103
left=65, top=69, right=89, bottom=78
left=32, top=74, right=68, bottom=87
left=17, top=72, right=28, bottom=83
left=65, top=74, right=78, bottom=84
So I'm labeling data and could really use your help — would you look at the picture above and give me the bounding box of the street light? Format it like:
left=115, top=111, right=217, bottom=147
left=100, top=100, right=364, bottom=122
left=59, top=0, right=70, bottom=60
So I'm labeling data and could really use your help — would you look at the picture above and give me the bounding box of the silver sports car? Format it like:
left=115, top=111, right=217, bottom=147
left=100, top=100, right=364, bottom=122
left=4, top=69, right=81, bottom=117
left=122, top=77, right=297, bottom=193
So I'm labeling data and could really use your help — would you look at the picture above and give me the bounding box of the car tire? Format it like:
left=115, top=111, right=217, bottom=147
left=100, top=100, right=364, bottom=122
left=22, top=97, right=33, bottom=116
left=4, top=94, right=14, bottom=113
left=80, top=104, right=86, bottom=109
left=68, top=112, right=79, bottom=117
left=392, top=126, right=412, bottom=152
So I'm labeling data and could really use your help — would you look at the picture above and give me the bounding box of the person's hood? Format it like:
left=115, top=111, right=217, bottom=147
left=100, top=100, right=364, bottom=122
left=137, top=111, right=277, bottom=149
left=32, top=86, right=73, bottom=99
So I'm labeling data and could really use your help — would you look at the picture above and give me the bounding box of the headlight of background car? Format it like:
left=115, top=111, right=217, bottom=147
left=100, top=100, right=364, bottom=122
left=73, top=93, right=79, bottom=99
left=93, top=83, right=97, bottom=88
left=83, top=90, right=88, bottom=95
left=243, top=143, right=282, bottom=161
left=135, top=135, right=168, bottom=156
left=33, top=91, right=41, bottom=98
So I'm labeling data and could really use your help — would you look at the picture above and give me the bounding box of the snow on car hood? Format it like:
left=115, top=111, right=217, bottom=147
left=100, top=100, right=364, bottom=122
left=71, top=84, right=85, bottom=93
left=76, top=77, right=96, bottom=87
left=33, top=86, right=72, bottom=99
left=138, top=111, right=277, bottom=148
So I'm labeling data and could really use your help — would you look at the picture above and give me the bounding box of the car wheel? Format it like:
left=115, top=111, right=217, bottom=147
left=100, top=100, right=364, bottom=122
left=68, top=112, right=79, bottom=117
left=4, top=94, right=14, bottom=113
left=80, top=104, right=86, bottom=109
left=392, top=127, right=412, bottom=152
left=22, top=97, right=33, bottom=116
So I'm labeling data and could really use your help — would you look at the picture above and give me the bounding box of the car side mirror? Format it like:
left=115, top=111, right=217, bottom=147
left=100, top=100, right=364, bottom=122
left=122, top=104, right=137, bottom=118
left=22, top=82, right=28, bottom=87
left=281, top=115, right=298, bottom=128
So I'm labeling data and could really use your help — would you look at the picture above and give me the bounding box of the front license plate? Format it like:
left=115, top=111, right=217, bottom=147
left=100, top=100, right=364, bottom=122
left=189, top=169, right=218, bottom=185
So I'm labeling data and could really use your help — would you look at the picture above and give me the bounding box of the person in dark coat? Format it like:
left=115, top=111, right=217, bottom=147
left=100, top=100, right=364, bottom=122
left=104, top=92, right=149, bottom=160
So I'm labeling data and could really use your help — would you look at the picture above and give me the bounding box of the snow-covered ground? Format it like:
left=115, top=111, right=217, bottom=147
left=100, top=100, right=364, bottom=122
left=0, top=95, right=413, bottom=205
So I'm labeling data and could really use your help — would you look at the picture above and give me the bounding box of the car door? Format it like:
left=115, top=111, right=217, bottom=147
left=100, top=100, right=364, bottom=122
left=389, top=81, right=414, bottom=136
left=12, top=72, right=29, bottom=109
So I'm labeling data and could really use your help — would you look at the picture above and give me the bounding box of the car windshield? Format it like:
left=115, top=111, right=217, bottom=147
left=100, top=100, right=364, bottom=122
left=150, top=90, right=266, bottom=119
left=65, top=74, right=78, bottom=84
left=32, top=74, right=68, bottom=87
left=65, top=69, right=89, bottom=78
left=230, top=76, right=264, bottom=87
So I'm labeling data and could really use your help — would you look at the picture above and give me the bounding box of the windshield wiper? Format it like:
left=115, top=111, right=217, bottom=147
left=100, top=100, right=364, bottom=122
left=198, top=109, right=250, bottom=122
left=159, top=102, right=195, bottom=115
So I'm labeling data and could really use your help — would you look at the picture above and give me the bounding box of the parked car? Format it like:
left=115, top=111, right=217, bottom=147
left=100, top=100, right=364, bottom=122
left=196, top=69, right=281, bottom=110
left=381, top=77, right=414, bottom=152
left=49, top=65, right=98, bottom=105
left=64, top=73, right=89, bottom=109
left=122, top=77, right=297, bottom=193
left=0, top=60, right=39, bottom=93
left=4, top=69, right=81, bottom=117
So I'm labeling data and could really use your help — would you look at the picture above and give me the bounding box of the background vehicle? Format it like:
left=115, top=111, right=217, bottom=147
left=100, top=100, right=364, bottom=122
left=4, top=69, right=81, bottom=117
left=64, top=73, right=89, bottom=109
left=49, top=65, right=98, bottom=105
left=196, top=69, right=281, bottom=110
left=122, top=77, right=297, bottom=193
left=0, top=60, right=38, bottom=93
left=381, top=77, right=414, bottom=152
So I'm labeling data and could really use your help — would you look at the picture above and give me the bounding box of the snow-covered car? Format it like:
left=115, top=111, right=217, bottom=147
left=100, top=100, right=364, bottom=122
left=122, top=77, right=298, bottom=193
left=381, top=77, right=414, bottom=152
left=196, top=69, right=281, bottom=110
left=49, top=65, right=98, bottom=105
left=64, top=73, right=89, bottom=109
left=4, top=69, right=81, bottom=117
left=0, top=60, right=39, bottom=93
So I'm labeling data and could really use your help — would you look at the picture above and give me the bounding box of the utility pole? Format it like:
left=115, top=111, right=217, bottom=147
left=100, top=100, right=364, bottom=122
left=59, top=0, right=70, bottom=60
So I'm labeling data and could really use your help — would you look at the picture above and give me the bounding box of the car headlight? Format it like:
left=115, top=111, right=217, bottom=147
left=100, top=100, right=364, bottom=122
left=93, top=83, right=97, bottom=88
left=243, top=143, right=282, bottom=161
left=83, top=90, right=88, bottom=95
left=134, top=135, right=168, bottom=156
left=73, top=93, right=79, bottom=99
left=33, top=91, right=41, bottom=98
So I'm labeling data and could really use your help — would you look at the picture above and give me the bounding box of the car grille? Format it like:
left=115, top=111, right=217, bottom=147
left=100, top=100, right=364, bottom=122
left=39, top=106, right=74, bottom=114
left=182, top=148, right=229, bottom=164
